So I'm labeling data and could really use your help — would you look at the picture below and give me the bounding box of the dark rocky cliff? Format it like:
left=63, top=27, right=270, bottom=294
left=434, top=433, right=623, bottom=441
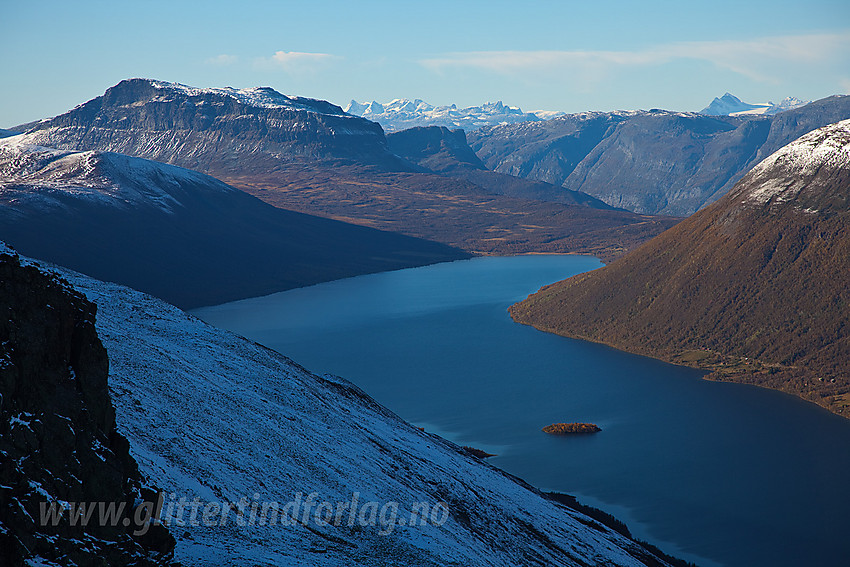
left=0, top=246, right=175, bottom=565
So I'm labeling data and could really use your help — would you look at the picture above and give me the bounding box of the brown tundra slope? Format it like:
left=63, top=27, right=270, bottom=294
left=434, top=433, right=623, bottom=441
left=510, top=119, right=850, bottom=418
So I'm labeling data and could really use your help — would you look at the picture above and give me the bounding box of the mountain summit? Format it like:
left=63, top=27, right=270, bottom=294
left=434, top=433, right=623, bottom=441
left=700, top=92, right=808, bottom=116
left=510, top=119, right=850, bottom=417
left=15, top=78, right=404, bottom=174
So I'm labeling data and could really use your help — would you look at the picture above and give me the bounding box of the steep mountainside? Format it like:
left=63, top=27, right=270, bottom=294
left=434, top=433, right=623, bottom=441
left=510, top=120, right=850, bottom=418
left=469, top=95, right=850, bottom=215
left=345, top=98, right=558, bottom=132
left=20, top=251, right=680, bottom=567
left=0, top=244, right=174, bottom=566
left=13, top=79, right=677, bottom=260
left=15, top=78, right=407, bottom=174
left=0, top=137, right=468, bottom=308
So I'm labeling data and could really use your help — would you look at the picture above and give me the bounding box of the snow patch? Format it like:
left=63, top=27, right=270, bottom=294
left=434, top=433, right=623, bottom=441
left=742, top=119, right=850, bottom=206
left=0, top=137, right=236, bottom=214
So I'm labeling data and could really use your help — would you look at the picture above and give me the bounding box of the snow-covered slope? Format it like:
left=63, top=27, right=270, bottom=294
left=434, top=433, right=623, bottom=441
left=26, top=254, right=672, bottom=567
left=0, top=135, right=233, bottom=213
left=345, top=98, right=562, bottom=132
left=144, top=80, right=349, bottom=115
left=0, top=137, right=467, bottom=309
left=735, top=118, right=850, bottom=209
left=700, top=93, right=808, bottom=116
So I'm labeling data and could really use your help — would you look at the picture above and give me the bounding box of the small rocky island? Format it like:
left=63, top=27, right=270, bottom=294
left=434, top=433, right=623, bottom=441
left=542, top=423, right=601, bottom=435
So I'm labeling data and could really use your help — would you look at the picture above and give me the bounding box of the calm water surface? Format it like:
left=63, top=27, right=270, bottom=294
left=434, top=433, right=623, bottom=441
left=193, top=255, right=850, bottom=567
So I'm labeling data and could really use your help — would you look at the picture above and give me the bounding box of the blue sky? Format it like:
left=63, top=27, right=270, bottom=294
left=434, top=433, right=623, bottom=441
left=2, top=0, right=849, bottom=126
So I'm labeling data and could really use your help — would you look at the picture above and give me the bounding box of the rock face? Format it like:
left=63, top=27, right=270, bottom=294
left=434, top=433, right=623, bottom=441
left=468, top=95, right=850, bottom=215
left=509, top=119, right=850, bottom=418
left=16, top=78, right=406, bottom=174
left=387, top=126, right=487, bottom=172
left=0, top=138, right=469, bottom=309
left=0, top=244, right=175, bottom=566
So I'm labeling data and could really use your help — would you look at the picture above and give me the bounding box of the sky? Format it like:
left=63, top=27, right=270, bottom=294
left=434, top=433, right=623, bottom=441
left=2, top=0, right=849, bottom=127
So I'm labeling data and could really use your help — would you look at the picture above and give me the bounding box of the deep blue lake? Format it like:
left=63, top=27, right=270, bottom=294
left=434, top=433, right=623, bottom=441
left=193, top=255, right=850, bottom=567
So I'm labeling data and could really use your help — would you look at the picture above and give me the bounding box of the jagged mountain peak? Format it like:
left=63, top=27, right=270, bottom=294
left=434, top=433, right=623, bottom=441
left=345, top=97, right=559, bottom=132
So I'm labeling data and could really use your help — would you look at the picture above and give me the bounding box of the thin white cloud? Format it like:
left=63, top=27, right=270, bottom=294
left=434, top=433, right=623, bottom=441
left=206, top=54, right=239, bottom=66
left=255, top=51, right=340, bottom=73
left=420, top=32, right=850, bottom=84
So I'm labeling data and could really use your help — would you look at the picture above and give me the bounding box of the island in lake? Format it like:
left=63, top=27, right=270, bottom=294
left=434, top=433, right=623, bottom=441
left=543, top=423, right=601, bottom=435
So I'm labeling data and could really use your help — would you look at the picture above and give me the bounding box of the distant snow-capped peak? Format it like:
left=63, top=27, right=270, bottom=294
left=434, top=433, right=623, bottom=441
left=700, top=92, right=809, bottom=116
left=344, top=98, right=564, bottom=132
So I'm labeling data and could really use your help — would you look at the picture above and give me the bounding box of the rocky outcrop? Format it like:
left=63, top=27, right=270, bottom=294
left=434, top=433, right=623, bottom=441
left=0, top=245, right=175, bottom=566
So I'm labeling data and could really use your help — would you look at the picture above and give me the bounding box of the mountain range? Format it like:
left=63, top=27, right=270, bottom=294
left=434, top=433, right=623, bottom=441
left=0, top=136, right=467, bottom=308
left=343, top=93, right=808, bottom=133
left=468, top=95, right=850, bottom=215
left=344, top=98, right=562, bottom=132
left=509, top=119, right=850, bottom=417
left=8, top=79, right=678, bottom=260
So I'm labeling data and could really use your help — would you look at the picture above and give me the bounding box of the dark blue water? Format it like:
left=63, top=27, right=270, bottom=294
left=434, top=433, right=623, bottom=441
left=193, top=255, right=850, bottom=567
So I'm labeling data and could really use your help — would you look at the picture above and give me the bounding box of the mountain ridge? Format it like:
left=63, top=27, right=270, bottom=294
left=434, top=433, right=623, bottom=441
left=700, top=92, right=808, bottom=116
left=12, top=78, right=678, bottom=261
left=469, top=95, right=850, bottom=215
left=14, top=78, right=409, bottom=174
